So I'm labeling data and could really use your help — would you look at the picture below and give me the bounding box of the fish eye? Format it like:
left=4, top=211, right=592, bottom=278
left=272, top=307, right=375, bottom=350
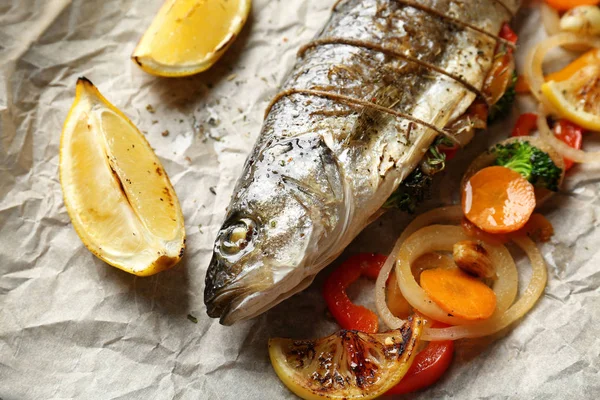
left=220, top=218, right=257, bottom=255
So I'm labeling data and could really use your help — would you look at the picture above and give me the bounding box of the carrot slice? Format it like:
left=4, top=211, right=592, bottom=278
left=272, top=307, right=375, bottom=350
left=545, top=49, right=600, bottom=83
left=515, top=75, right=530, bottom=94
left=514, top=213, right=554, bottom=242
left=420, top=268, right=497, bottom=321
left=544, top=0, right=599, bottom=12
left=462, top=166, right=536, bottom=234
left=461, top=217, right=510, bottom=246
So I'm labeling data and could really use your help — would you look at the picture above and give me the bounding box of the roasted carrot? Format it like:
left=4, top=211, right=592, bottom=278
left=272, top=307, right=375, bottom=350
left=413, top=253, right=456, bottom=281
left=420, top=268, right=497, bottom=321
left=461, top=218, right=510, bottom=246
left=546, top=49, right=600, bottom=83
left=515, top=75, right=530, bottom=94
left=544, top=0, right=599, bottom=12
left=462, top=166, right=536, bottom=234
left=386, top=254, right=456, bottom=319
left=514, top=213, right=554, bottom=242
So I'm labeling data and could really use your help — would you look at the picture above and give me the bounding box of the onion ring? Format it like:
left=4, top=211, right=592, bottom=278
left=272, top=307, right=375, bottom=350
left=422, top=236, right=547, bottom=341
left=376, top=206, right=518, bottom=329
left=540, top=3, right=560, bottom=36
left=537, top=105, right=600, bottom=164
left=395, top=225, right=517, bottom=326
left=375, top=206, right=463, bottom=329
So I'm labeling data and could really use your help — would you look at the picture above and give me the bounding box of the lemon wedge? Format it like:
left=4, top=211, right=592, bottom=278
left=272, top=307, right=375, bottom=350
left=542, top=65, right=600, bottom=131
left=132, top=0, right=251, bottom=77
left=59, top=78, right=185, bottom=276
left=268, top=316, right=423, bottom=400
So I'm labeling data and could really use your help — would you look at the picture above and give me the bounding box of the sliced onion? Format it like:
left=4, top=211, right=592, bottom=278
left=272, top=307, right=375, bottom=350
left=540, top=3, right=561, bottom=36
left=395, top=225, right=517, bottom=326
left=538, top=105, right=600, bottom=163
left=422, top=236, right=547, bottom=341
left=523, top=33, right=600, bottom=108
left=375, top=206, right=464, bottom=329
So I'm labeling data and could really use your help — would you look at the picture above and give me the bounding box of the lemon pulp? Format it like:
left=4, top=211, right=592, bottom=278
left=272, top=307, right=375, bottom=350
left=268, top=316, right=423, bottom=400
left=132, top=0, right=251, bottom=76
left=59, top=78, right=185, bottom=276
left=542, top=65, right=600, bottom=131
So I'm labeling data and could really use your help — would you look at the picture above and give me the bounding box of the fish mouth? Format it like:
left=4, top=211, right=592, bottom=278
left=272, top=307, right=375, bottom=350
left=205, top=266, right=318, bottom=325
left=205, top=288, right=246, bottom=324
left=206, top=283, right=279, bottom=325
left=206, top=289, right=258, bottom=326
left=204, top=254, right=266, bottom=324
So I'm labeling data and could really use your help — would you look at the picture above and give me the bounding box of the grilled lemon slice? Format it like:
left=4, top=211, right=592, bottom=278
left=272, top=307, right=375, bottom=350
left=132, top=0, right=251, bottom=77
left=268, top=316, right=423, bottom=400
left=542, top=65, right=600, bottom=131
left=59, top=78, right=185, bottom=276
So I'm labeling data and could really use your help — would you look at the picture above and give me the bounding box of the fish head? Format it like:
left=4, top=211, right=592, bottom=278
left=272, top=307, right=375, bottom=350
left=204, top=135, right=346, bottom=325
left=205, top=205, right=315, bottom=324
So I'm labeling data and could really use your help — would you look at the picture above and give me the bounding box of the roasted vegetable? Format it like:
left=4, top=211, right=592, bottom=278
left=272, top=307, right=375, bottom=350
left=420, top=267, right=497, bottom=320
left=384, top=168, right=432, bottom=213
left=385, top=327, right=454, bottom=396
left=384, top=137, right=449, bottom=212
left=453, top=240, right=496, bottom=279
left=493, top=141, right=562, bottom=191
left=322, top=253, right=386, bottom=333
left=488, top=72, right=517, bottom=123
left=462, top=166, right=536, bottom=234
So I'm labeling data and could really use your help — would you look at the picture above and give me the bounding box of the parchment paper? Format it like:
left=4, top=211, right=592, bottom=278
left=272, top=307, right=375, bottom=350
left=1, top=1, right=599, bottom=399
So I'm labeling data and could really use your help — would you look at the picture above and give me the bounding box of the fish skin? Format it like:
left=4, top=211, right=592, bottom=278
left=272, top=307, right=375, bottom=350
left=205, top=0, right=521, bottom=325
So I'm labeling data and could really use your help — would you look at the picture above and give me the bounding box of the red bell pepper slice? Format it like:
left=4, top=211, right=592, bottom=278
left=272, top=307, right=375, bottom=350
left=439, top=146, right=458, bottom=161
left=498, top=23, right=518, bottom=56
left=386, top=323, right=455, bottom=395
left=511, top=113, right=538, bottom=137
left=324, top=255, right=456, bottom=394
left=322, top=253, right=387, bottom=334
left=553, top=119, right=583, bottom=171
left=499, top=23, right=518, bottom=45
left=510, top=115, right=583, bottom=171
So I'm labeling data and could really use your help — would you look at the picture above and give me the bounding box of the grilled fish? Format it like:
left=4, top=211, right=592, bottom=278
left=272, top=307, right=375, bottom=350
left=205, top=0, right=521, bottom=325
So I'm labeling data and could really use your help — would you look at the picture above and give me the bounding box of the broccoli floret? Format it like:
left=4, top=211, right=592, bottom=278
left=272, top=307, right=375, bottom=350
left=493, top=141, right=562, bottom=191
left=384, top=167, right=432, bottom=213
left=488, top=72, right=517, bottom=123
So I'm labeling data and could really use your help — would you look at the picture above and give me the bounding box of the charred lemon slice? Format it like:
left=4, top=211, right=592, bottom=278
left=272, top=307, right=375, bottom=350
left=542, top=65, right=600, bottom=131
left=268, top=316, right=423, bottom=400
left=132, top=0, right=251, bottom=77
left=59, top=78, right=185, bottom=276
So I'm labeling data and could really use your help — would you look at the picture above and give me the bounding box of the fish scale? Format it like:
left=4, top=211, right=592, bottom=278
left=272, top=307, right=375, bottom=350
left=205, top=0, right=521, bottom=325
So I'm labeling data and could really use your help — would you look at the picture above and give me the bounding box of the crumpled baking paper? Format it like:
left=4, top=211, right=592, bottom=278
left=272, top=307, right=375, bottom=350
left=1, top=1, right=599, bottom=399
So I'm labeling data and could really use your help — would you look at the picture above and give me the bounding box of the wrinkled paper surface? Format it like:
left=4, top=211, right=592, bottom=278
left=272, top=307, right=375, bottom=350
left=1, top=1, right=599, bottom=399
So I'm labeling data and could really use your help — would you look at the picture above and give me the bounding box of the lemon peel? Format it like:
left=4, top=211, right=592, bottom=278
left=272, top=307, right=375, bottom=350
left=132, top=0, right=252, bottom=77
left=542, top=65, right=600, bottom=131
left=268, top=316, right=423, bottom=400
left=59, top=77, right=185, bottom=276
